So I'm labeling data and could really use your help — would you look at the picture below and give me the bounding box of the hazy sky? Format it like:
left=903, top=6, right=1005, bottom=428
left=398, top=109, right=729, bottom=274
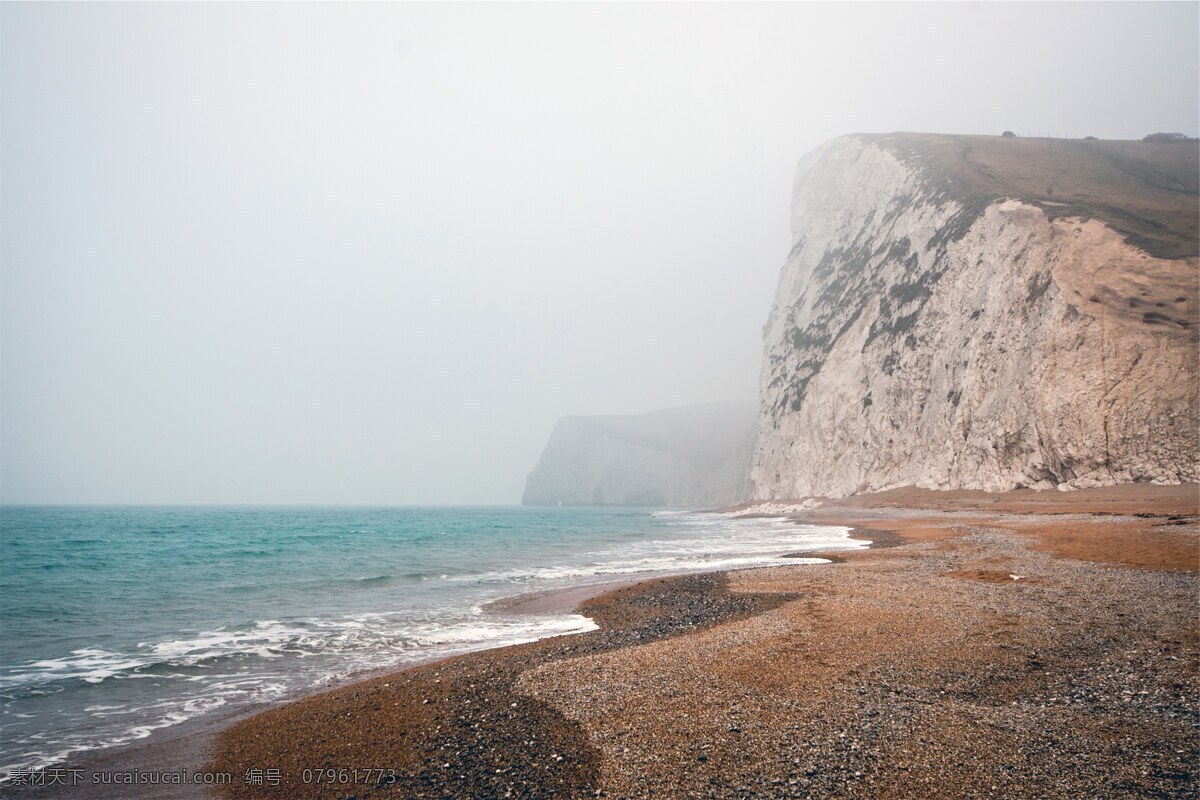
left=2, top=2, right=1197, bottom=505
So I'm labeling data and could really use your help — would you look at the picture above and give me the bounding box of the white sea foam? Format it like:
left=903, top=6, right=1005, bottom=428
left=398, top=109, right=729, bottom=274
left=5, top=649, right=149, bottom=689
left=453, top=519, right=859, bottom=585
left=722, top=500, right=823, bottom=516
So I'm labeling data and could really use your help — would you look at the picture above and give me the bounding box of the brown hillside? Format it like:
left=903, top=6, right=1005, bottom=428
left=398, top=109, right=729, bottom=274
left=862, top=132, right=1200, bottom=259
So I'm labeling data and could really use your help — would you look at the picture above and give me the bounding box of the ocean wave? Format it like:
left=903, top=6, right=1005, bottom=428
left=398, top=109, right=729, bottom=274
left=1, top=522, right=853, bottom=692
left=448, top=521, right=860, bottom=586
left=0, top=609, right=599, bottom=695
left=0, top=609, right=598, bottom=777
left=348, top=574, right=394, bottom=586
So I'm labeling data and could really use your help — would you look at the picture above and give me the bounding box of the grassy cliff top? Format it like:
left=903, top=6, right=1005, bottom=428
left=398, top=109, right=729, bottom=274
left=859, top=132, right=1199, bottom=259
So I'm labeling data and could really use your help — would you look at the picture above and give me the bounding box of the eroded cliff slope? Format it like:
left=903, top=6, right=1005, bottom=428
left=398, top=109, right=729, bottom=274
left=753, top=133, right=1199, bottom=498
left=523, top=403, right=754, bottom=506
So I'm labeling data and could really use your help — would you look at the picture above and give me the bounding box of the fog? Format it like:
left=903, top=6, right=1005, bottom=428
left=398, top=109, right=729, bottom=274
left=2, top=2, right=1196, bottom=505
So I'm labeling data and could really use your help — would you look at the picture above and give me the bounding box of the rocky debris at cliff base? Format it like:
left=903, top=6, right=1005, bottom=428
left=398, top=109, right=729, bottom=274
left=722, top=499, right=823, bottom=517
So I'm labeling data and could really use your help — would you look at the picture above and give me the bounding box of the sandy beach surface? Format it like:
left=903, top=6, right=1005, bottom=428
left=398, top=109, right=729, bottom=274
left=7, top=484, right=1197, bottom=799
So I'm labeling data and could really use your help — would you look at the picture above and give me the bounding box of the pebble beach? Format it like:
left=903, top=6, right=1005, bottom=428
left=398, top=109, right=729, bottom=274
left=205, top=484, right=1198, bottom=800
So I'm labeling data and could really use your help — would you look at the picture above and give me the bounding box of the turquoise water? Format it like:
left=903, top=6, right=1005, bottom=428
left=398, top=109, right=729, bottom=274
left=0, top=506, right=859, bottom=775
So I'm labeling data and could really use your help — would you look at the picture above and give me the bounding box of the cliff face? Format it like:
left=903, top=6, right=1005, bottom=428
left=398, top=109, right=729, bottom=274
left=523, top=403, right=754, bottom=507
left=753, top=133, right=1199, bottom=498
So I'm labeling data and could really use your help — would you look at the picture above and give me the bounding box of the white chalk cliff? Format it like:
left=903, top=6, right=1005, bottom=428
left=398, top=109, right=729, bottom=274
left=523, top=403, right=754, bottom=506
left=752, top=133, right=1199, bottom=498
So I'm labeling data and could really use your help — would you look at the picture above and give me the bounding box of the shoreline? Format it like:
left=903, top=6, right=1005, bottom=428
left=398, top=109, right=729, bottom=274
left=481, top=577, right=651, bottom=617
left=206, top=483, right=1195, bottom=799
left=0, top=576, right=687, bottom=800
left=2, top=516, right=865, bottom=799
left=8, top=484, right=1196, bottom=798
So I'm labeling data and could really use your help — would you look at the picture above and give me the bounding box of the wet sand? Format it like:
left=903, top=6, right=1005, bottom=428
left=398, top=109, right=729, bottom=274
left=9, top=484, right=1197, bottom=799
left=483, top=578, right=647, bottom=616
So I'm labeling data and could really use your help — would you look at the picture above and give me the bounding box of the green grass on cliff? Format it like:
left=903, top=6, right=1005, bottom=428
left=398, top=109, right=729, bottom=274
left=860, top=133, right=1199, bottom=259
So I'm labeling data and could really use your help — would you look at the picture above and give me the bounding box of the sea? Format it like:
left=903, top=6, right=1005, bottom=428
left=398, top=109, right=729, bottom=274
left=0, top=505, right=862, bottom=777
